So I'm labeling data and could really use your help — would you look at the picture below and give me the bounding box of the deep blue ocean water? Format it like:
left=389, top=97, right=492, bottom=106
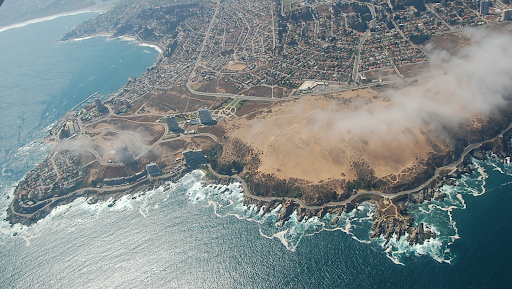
left=0, top=12, right=511, bottom=289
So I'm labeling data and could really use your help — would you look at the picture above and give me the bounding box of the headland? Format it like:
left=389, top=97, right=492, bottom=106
left=7, top=0, right=512, bottom=247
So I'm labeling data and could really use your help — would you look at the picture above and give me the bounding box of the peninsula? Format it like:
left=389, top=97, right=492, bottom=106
left=7, top=0, right=512, bottom=246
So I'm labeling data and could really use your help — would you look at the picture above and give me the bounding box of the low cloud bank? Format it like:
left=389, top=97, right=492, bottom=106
left=309, top=29, right=512, bottom=148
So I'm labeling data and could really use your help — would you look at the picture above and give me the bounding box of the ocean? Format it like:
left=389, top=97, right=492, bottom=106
left=0, top=12, right=511, bottom=289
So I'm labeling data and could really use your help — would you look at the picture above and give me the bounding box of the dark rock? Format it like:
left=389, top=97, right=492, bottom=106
left=317, top=207, right=328, bottom=219
left=435, top=192, right=446, bottom=201
left=277, top=201, right=297, bottom=222
left=345, top=202, right=355, bottom=212
left=472, top=149, right=486, bottom=160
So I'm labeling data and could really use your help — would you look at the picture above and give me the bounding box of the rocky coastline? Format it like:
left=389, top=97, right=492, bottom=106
left=238, top=128, right=512, bottom=246
left=6, top=167, right=192, bottom=226
left=7, top=128, right=512, bottom=245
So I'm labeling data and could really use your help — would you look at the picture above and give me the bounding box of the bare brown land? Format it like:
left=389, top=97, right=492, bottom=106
left=9, top=21, right=512, bottom=251
left=224, top=62, right=247, bottom=71
left=213, top=87, right=450, bottom=203
left=228, top=88, right=441, bottom=181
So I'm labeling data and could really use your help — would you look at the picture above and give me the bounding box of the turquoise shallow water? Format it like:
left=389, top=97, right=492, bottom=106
left=0, top=12, right=158, bottom=170
left=0, top=12, right=511, bottom=289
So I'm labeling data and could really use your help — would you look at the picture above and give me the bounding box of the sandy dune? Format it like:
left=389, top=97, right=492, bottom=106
left=227, top=89, right=436, bottom=183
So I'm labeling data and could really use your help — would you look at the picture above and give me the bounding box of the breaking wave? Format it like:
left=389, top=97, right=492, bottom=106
left=0, top=10, right=105, bottom=33
left=3, top=153, right=510, bottom=265
left=180, top=154, right=512, bottom=264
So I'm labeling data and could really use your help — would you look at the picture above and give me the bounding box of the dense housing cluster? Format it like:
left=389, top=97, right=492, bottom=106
left=62, top=0, right=511, bottom=98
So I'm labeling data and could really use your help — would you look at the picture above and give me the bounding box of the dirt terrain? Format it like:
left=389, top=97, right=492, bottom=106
left=225, top=88, right=445, bottom=185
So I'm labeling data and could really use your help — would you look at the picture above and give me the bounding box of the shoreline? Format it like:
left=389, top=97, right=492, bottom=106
left=4, top=9, right=511, bottom=248
left=8, top=93, right=512, bottom=225
left=211, top=122, right=512, bottom=210
left=7, top=167, right=191, bottom=225
left=62, top=32, right=164, bottom=59
left=8, top=120, right=512, bottom=245
left=0, top=6, right=109, bottom=33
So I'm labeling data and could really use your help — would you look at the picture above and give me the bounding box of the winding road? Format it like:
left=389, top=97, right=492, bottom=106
left=208, top=121, right=512, bottom=210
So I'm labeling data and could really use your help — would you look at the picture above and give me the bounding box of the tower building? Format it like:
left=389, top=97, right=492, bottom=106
left=480, top=1, right=490, bottom=15
left=94, top=98, right=108, bottom=114
left=198, top=108, right=213, bottom=124
left=503, top=9, right=512, bottom=21
left=165, top=115, right=181, bottom=131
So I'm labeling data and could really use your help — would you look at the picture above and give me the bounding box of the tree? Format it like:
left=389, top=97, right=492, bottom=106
left=350, top=21, right=368, bottom=32
left=59, top=128, right=69, bottom=139
left=409, top=34, right=431, bottom=44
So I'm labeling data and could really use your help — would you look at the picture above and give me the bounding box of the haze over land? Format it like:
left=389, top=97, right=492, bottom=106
left=230, top=29, right=512, bottom=183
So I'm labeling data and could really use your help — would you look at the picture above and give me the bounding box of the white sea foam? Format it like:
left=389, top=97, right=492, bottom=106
left=0, top=9, right=105, bottom=33
left=64, top=33, right=162, bottom=58
left=71, top=36, right=95, bottom=42
left=176, top=155, right=511, bottom=265
left=2, top=152, right=507, bottom=265
left=183, top=172, right=379, bottom=251
left=117, top=36, right=137, bottom=42
left=138, top=43, right=163, bottom=54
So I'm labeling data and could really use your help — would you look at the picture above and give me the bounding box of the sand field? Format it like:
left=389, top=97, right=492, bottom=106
left=226, top=88, right=436, bottom=183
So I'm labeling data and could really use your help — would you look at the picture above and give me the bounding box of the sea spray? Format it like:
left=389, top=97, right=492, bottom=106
left=179, top=155, right=512, bottom=264
left=2, top=154, right=509, bottom=265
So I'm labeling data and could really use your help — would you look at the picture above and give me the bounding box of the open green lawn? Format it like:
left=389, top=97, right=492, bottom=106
left=235, top=100, right=246, bottom=109
left=222, top=98, right=238, bottom=107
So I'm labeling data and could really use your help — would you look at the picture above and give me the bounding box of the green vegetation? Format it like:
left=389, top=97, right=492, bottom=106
left=221, top=98, right=245, bottom=110
left=350, top=21, right=368, bottom=33
left=215, top=160, right=244, bottom=176
left=287, top=187, right=302, bottom=198
left=387, top=21, right=395, bottom=30
left=394, top=0, right=426, bottom=12
left=204, top=144, right=223, bottom=161
left=286, top=8, right=314, bottom=23
left=409, top=34, right=431, bottom=45
left=222, top=98, right=237, bottom=107
left=164, top=40, right=179, bottom=58
left=204, top=143, right=248, bottom=176
left=345, top=179, right=362, bottom=193
left=235, top=100, right=246, bottom=110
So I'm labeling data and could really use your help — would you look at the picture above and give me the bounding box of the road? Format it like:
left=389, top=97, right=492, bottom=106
left=208, top=122, right=512, bottom=210
left=426, top=4, right=453, bottom=30
left=15, top=120, right=512, bottom=220
left=9, top=170, right=180, bottom=219
left=271, top=2, right=276, bottom=49
left=187, top=79, right=390, bottom=102
left=188, top=0, right=220, bottom=85
left=351, top=4, right=377, bottom=83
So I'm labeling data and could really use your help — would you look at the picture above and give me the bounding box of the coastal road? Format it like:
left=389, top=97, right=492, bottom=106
left=208, top=121, right=512, bottom=210
left=10, top=166, right=190, bottom=220
left=15, top=123, right=510, bottom=221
